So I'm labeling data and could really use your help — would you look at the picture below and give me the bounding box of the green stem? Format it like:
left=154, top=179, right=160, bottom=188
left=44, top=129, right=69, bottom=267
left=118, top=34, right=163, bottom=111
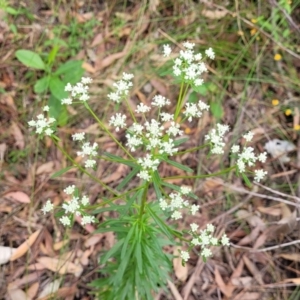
left=139, top=182, right=149, bottom=222
left=84, top=102, right=134, bottom=160
left=53, top=139, right=119, bottom=196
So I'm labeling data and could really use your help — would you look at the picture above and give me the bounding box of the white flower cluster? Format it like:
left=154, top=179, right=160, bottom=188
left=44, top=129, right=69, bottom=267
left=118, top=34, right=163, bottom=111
left=62, top=77, right=93, bottom=104
left=180, top=223, right=230, bottom=262
left=28, top=106, right=56, bottom=136
left=184, top=100, right=210, bottom=122
left=41, top=185, right=95, bottom=227
left=107, top=73, right=134, bottom=103
left=163, top=42, right=215, bottom=86
left=205, top=123, right=230, bottom=154
left=72, top=132, right=98, bottom=168
left=159, top=186, right=199, bottom=220
left=231, top=131, right=268, bottom=182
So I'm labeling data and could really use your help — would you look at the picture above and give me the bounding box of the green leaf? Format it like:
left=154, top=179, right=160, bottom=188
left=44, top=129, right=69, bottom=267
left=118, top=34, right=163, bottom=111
left=34, top=76, right=50, bottom=94
left=48, top=94, right=68, bottom=127
left=163, top=158, right=193, bottom=173
left=173, top=137, right=188, bottom=147
left=160, top=181, right=198, bottom=200
left=134, top=236, right=143, bottom=274
left=191, top=84, right=208, bottom=95
left=51, top=166, right=74, bottom=178
left=242, top=173, right=252, bottom=188
left=15, top=50, right=45, bottom=70
left=121, top=225, right=135, bottom=260
left=101, top=238, right=125, bottom=264
left=49, top=76, right=68, bottom=100
left=104, top=152, right=138, bottom=168
left=116, top=167, right=140, bottom=191
left=55, top=60, right=83, bottom=76
left=152, top=171, right=162, bottom=199
left=47, top=45, right=59, bottom=64
left=210, top=101, right=223, bottom=119
left=147, top=206, right=172, bottom=239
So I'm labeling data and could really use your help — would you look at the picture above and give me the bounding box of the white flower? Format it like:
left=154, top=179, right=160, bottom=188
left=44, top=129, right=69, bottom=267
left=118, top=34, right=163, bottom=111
left=137, top=170, right=151, bottom=181
left=137, top=154, right=160, bottom=170
left=194, top=78, right=204, bottom=86
left=81, top=215, right=95, bottom=226
left=190, top=223, right=199, bottom=232
left=254, top=169, right=267, bottom=182
left=85, top=159, right=96, bottom=168
left=184, top=103, right=202, bottom=122
left=64, top=83, right=72, bottom=92
left=81, top=77, right=93, bottom=84
left=258, top=152, right=267, bottom=163
left=131, top=123, right=144, bottom=134
left=107, top=92, right=121, bottom=102
left=231, top=145, right=240, bottom=153
left=160, top=112, right=173, bottom=122
left=159, top=199, right=168, bottom=210
left=201, top=248, right=212, bottom=258
left=206, top=224, right=215, bottom=233
left=180, top=186, right=191, bottom=195
left=183, top=41, right=195, bottom=50
left=60, top=216, right=71, bottom=226
left=72, top=132, right=85, bottom=141
left=28, top=113, right=56, bottom=136
left=163, top=44, right=172, bottom=57
left=180, top=250, right=190, bottom=262
left=77, top=142, right=98, bottom=157
left=198, top=100, right=209, bottom=111
left=109, top=113, right=127, bottom=131
left=136, top=103, right=151, bottom=113
left=151, top=95, right=170, bottom=108
left=62, top=197, right=80, bottom=214
left=81, top=195, right=90, bottom=206
left=190, top=204, right=199, bottom=215
left=205, top=47, right=215, bottom=59
left=159, top=140, right=178, bottom=155
left=122, top=73, right=134, bottom=81
left=166, top=122, right=183, bottom=137
left=243, top=131, right=254, bottom=142
left=221, top=234, right=230, bottom=246
left=126, top=134, right=143, bottom=151
left=205, top=124, right=229, bottom=154
left=42, top=200, right=54, bottom=214
left=64, top=185, right=75, bottom=195
left=43, top=105, right=49, bottom=111
left=61, top=98, right=73, bottom=105
left=191, top=238, right=201, bottom=245
left=171, top=210, right=182, bottom=220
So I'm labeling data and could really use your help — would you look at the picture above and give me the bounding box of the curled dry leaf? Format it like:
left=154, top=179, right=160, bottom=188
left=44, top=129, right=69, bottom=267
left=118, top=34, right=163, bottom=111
left=37, top=256, right=83, bottom=277
left=10, top=121, right=25, bottom=149
left=201, top=8, right=227, bottom=19
left=4, top=191, right=31, bottom=203
left=173, top=247, right=188, bottom=282
left=26, top=282, right=39, bottom=300
left=0, top=246, right=17, bottom=265
left=10, top=229, right=41, bottom=261
left=214, top=267, right=235, bottom=298
left=37, top=279, right=61, bottom=299
left=279, top=253, right=300, bottom=262
left=36, top=161, right=54, bottom=175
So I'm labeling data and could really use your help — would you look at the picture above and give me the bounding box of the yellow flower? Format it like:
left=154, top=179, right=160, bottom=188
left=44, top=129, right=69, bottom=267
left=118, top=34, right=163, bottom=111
left=285, top=109, right=292, bottom=116
left=185, top=127, right=191, bottom=134
left=250, top=28, right=257, bottom=36
left=274, top=53, right=282, bottom=61
left=251, top=19, right=257, bottom=23
left=294, top=124, right=300, bottom=131
left=272, top=99, right=279, bottom=106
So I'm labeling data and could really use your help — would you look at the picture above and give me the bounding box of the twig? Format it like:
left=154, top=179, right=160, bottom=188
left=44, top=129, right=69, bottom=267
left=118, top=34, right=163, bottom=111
left=231, top=239, right=300, bottom=252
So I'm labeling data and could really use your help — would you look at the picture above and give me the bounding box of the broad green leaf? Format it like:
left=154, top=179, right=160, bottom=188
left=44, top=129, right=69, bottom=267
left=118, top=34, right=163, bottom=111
left=15, top=50, right=45, bottom=70
left=60, top=61, right=84, bottom=84
left=49, top=76, right=68, bottom=100
left=55, top=60, right=83, bottom=76
left=50, top=166, right=74, bottom=178
left=188, top=91, right=198, bottom=103
left=48, top=94, right=68, bottom=126
left=191, top=84, right=208, bottom=95
left=34, top=76, right=50, bottom=94
left=163, top=158, right=193, bottom=173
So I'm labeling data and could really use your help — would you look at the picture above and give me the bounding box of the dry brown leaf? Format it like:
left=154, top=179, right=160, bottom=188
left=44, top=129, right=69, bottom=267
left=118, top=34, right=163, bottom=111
left=233, top=291, right=261, bottom=300
left=257, top=205, right=282, bottom=216
left=36, top=161, right=54, bottom=175
left=279, top=253, right=300, bottom=262
left=0, top=143, right=7, bottom=162
left=53, top=240, right=69, bottom=251
left=95, top=51, right=126, bottom=71
left=253, top=231, right=268, bottom=249
left=231, top=276, right=253, bottom=287
left=236, top=209, right=265, bottom=230
left=102, top=164, right=128, bottom=183
left=214, top=267, right=235, bottom=298
left=284, top=278, right=300, bottom=284
left=91, top=33, right=103, bottom=47
left=82, top=62, right=96, bottom=73
left=1, top=93, right=17, bottom=111
left=26, top=282, right=39, bottom=300
left=243, top=256, right=264, bottom=285
left=10, top=121, right=25, bottom=149
left=84, top=234, right=103, bottom=248
left=7, top=288, right=27, bottom=300
left=173, top=247, right=188, bottom=282
left=37, top=279, right=61, bottom=299
left=4, top=191, right=30, bottom=203
left=37, top=256, right=83, bottom=277
left=201, top=8, right=227, bottom=19
left=0, top=246, right=17, bottom=265
left=10, top=229, right=41, bottom=261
